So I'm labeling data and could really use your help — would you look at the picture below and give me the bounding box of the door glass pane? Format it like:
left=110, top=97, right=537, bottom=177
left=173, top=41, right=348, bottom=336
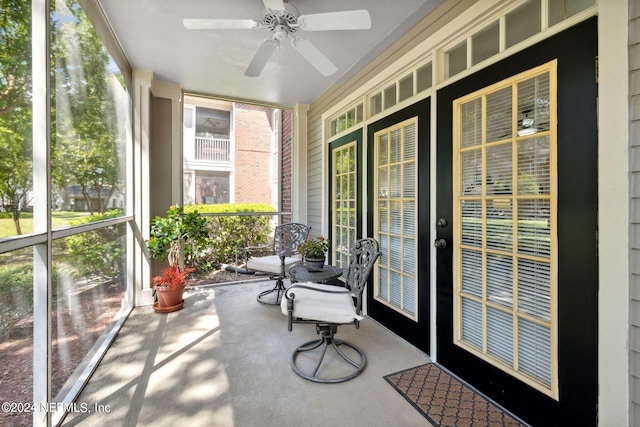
left=390, top=201, right=401, bottom=235
left=461, top=99, right=482, bottom=148
left=518, top=137, right=550, bottom=195
left=390, top=165, right=401, bottom=198
left=461, top=298, right=483, bottom=350
left=487, top=143, right=513, bottom=195
left=486, top=87, right=513, bottom=142
left=390, top=128, right=402, bottom=163
left=518, top=259, right=551, bottom=321
left=461, top=249, right=482, bottom=297
left=486, top=198, right=512, bottom=251
left=487, top=253, right=513, bottom=308
left=404, top=163, right=416, bottom=198
left=461, top=149, right=483, bottom=195
left=403, top=201, right=415, bottom=235
left=403, top=123, right=416, bottom=161
left=518, top=199, right=550, bottom=257
left=518, top=319, right=552, bottom=386
left=487, top=307, right=514, bottom=365
left=518, top=74, right=550, bottom=135
left=461, top=201, right=482, bottom=247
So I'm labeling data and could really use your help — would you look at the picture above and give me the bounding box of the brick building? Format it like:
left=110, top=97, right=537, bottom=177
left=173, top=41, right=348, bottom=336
left=183, top=96, right=292, bottom=211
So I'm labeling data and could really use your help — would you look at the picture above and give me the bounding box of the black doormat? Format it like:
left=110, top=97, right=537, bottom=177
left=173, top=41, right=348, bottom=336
left=384, top=363, right=529, bottom=427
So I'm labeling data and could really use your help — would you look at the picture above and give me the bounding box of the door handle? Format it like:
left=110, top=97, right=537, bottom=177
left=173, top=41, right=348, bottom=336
left=434, top=239, right=447, bottom=249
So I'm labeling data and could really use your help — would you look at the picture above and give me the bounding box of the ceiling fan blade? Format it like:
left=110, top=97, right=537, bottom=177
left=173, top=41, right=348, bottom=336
left=183, top=19, right=262, bottom=30
left=291, top=38, right=337, bottom=77
left=262, top=0, right=285, bottom=12
left=245, top=39, right=277, bottom=77
left=297, top=10, right=371, bottom=31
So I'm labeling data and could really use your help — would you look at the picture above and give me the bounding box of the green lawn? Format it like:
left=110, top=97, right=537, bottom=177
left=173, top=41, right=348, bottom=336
left=0, top=211, right=90, bottom=239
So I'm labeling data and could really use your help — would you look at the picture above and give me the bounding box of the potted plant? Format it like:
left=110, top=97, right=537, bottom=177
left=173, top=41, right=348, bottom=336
left=298, top=235, right=330, bottom=271
left=146, top=206, right=209, bottom=312
left=151, top=265, right=195, bottom=309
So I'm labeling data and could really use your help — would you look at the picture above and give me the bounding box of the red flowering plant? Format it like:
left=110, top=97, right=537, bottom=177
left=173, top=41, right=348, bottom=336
left=151, top=265, right=195, bottom=290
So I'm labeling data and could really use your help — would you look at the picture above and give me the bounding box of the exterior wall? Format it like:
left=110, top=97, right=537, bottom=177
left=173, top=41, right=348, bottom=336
left=233, top=104, right=273, bottom=204
left=281, top=109, right=293, bottom=217
left=631, top=0, right=640, bottom=423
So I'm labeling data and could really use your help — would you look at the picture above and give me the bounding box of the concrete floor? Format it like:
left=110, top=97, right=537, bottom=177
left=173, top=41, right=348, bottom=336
left=62, top=280, right=433, bottom=427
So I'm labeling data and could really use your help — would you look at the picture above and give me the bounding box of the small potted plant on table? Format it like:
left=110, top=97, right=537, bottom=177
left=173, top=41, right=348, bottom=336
left=146, top=206, right=209, bottom=312
left=298, top=235, right=330, bottom=271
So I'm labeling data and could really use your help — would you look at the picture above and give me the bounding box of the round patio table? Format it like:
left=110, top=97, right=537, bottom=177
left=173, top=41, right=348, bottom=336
left=287, top=264, right=344, bottom=284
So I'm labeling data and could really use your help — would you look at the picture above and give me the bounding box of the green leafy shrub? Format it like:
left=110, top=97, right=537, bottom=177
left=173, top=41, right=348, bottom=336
left=147, top=206, right=209, bottom=268
left=66, top=210, right=126, bottom=280
left=0, top=263, right=59, bottom=339
left=187, top=203, right=275, bottom=265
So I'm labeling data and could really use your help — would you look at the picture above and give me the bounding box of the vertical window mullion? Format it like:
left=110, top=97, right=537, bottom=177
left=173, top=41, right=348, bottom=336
left=32, top=0, right=53, bottom=425
left=480, top=94, right=488, bottom=354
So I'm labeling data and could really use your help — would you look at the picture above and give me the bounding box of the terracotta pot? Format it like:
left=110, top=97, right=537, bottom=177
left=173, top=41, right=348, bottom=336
left=304, top=257, right=325, bottom=271
left=155, top=284, right=186, bottom=308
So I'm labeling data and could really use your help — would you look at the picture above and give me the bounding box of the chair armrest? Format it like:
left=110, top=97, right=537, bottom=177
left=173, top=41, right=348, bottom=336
left=278, top=249, right=299, bottom=259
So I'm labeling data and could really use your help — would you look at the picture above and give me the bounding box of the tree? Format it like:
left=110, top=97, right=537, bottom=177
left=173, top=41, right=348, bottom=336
left=0, top=0, right=33, bottom=235
left=51, top=2, right=123, bottom=215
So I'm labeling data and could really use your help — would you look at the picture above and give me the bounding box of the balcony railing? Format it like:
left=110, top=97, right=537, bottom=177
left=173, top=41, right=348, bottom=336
left=195, top=137, right=231, bottom=162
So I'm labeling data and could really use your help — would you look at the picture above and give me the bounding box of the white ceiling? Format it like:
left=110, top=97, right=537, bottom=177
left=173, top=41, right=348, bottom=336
left=97, top=0, right=444, bottom=106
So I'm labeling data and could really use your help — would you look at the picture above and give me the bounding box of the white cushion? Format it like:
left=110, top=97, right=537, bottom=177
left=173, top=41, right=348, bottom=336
left=247, top=255, right=301, bottom=274
left=281, top=282, right=362, bottom=324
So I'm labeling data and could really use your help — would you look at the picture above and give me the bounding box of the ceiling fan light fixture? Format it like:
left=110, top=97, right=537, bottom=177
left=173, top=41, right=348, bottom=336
left=274, top=25, right=289, bottom=40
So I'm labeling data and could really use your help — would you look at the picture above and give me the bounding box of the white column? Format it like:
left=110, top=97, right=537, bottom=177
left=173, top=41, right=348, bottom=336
left=598, top=1, right=630, bottom=425
left=293, top=104, right=309, bottom=222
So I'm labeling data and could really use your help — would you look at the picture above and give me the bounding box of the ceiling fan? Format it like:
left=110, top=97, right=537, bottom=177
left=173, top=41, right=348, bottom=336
left=183, top=0, right=371, bottom=78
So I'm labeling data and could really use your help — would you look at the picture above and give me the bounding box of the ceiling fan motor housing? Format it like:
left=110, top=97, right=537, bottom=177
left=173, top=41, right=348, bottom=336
left=263, top=3, right=299, bottom=35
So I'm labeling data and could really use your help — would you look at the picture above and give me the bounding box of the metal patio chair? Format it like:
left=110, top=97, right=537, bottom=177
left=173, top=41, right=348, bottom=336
left=245, top=222, right=310, bottom=305
left=281, top=238, right=381, bottom=382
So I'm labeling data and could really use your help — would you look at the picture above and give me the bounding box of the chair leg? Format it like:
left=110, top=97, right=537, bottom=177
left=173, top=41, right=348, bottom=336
left=256, top=275, right=286, bottom=305
left=290, top=324, right=366, bottom=383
